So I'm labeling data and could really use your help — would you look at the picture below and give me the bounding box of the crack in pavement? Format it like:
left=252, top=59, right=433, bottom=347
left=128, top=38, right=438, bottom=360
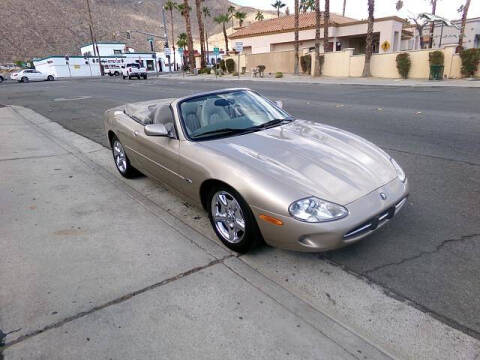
left=1, top=255, right=233, bottom=350
left=363, top=233, right=480, bottom=275
left=385, top=147, right=480, bottom=167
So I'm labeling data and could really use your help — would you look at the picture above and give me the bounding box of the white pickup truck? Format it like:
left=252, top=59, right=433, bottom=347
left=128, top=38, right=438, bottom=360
left=122, top=63, right=147, bottom=80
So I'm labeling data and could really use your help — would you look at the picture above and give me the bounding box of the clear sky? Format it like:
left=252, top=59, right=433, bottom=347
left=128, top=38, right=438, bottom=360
left=231, top=0, right=480, bottom=21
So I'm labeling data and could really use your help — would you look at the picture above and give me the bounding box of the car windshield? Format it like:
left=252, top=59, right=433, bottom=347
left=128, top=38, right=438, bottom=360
left=127, top=63, right=140, bottom=68
left=179, top=90, right=292, bottom=140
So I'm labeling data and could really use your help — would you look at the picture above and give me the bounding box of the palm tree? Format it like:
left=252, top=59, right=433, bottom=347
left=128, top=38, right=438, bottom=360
left=323, top=0, right=330, bottom=52
left=177, top=32, right=188, bottom=48
left=202, top=6, right=211, bottom=64
left=164, top=1, right=177, bottom=71
left=177, top=2, right=195, bottom=70
left=194, top=0, right=206, bottom=68
left=428, top=0, right=437, bottom=48
left=294, top=0, right=299, bottom=74
left=228, top=5, right=236, bottom=28
left=255, top=10, right=264, bottom=21
left=272, top=0, right=286, bottom=18
left=362, top=0, right=374, bottom=77
left=458, top=0, right=472, bottom=50
left=313, top=0, right=321, bottom=76
left=234, top=11, right=247, bottom=27
left=214, top=14, right=230, bottom=53
left=300, top=0, right=314, bottom=13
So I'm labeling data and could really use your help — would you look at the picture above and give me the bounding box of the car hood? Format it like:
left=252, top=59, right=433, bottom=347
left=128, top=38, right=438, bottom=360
left=201, top=120, right=397, bottom=205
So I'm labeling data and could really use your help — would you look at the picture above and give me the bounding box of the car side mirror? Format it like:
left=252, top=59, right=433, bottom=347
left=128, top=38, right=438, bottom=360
left=144, top=123, right=168, bottom=136
left=275, top=100, right=283, bottom=109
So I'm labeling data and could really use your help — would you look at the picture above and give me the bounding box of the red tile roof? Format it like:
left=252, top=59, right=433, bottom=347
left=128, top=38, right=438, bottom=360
left=229, top=12, right=358, bottom=39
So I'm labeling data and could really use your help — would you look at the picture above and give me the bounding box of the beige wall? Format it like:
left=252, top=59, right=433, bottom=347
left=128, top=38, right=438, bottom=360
left=226, top=50, right=296, bottom=74
left=225, top=45, right=479, bottom=79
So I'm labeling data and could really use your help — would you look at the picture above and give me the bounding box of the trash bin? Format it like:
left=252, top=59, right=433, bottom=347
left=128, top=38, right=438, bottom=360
left=193, top=68, right=198, bottom=75
left=429, top=65, right=444, bottom=80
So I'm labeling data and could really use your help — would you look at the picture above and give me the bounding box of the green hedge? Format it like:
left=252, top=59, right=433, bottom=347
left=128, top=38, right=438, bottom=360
left=225, top=58, right=235, bottom=73
left=460, top=48, right=480, bottom=77
left=396, top=53, right=411, bottom=79
left=429, top=50, right=444, bottom=66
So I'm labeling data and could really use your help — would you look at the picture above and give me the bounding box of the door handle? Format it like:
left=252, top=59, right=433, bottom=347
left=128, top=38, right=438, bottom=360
left=133, top=130, right=139, bottom=136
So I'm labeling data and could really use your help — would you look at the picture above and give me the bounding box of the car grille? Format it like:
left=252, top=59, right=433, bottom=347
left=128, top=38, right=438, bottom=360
left=343, top=198, right=407, bottom=240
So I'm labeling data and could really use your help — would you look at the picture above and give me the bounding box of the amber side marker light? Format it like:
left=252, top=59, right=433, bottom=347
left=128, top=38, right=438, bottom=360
left=259, top=214, right=283, bottom=226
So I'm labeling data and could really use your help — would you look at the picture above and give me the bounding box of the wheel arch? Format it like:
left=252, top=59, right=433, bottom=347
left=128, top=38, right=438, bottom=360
left=107, top=130, right=117, bottom=148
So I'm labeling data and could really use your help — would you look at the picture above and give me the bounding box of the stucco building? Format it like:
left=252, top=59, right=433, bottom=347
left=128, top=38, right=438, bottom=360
left=229, top=12, right=409, bottom=55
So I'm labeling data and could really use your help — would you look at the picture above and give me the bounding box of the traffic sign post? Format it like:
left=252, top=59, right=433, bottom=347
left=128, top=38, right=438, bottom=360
left=164, top=47, right=172, bottom=72
left=213, top=47, right=219, bottom=78
left=235, top=42, right=243, bottom=79
left=178, top=48, right=184, bottom=77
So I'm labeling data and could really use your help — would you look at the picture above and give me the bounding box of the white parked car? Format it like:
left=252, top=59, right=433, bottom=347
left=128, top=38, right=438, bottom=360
left=122, top=63, right=147, bottom=80
left=10, top=69, right=54, bottom=82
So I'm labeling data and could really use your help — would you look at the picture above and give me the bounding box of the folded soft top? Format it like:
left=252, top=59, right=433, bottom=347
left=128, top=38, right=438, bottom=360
left=124, top=98, right=175, bottom=125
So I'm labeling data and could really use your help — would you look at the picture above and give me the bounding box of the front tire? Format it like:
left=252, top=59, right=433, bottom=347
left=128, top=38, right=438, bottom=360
left=208, top=186, right=261, bottom=253
left=47, top=75, right=54, bottom=81
left=111, top=137, right=137, bottom=178
left=21, top=76, right=29, bottom=83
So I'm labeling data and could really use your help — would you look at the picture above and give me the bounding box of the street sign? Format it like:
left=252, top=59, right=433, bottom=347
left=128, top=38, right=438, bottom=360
left=164, top=48, right=171, bottom=56
left=213, top=47, right=219, bottom=55
left=235, top=42, right=243, bottom=53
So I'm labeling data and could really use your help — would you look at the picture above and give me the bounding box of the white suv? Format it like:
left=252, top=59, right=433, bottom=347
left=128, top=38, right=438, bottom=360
left=122, top=63, right=147, bottom=80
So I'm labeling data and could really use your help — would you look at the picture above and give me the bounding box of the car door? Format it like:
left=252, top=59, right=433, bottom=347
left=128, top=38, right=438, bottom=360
left=133, top=129, right=181, bottom=189
left=31, top=70, right=43, bottom=81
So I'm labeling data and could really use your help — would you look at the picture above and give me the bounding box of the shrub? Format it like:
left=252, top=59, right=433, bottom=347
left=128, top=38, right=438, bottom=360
left=460, top=48, right=480, bottom=77
left=232, top=71, right=239, bottom=76
left=225, top=58, right=235, bottom=73
left=396, top=52, right=411, bottom=79
left=257, top=64, right=266, bottom=77
left=275, top=72, right=283, bottom=78
left=300, top=54, right=311, bottom=74
left=220, top=59, right=226, bottom=72
left=429, top=50, right=444, bottom=66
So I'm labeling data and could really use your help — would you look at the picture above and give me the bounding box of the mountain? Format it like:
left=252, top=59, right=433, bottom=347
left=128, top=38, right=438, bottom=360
left=0, top=0, right=275, bottom=62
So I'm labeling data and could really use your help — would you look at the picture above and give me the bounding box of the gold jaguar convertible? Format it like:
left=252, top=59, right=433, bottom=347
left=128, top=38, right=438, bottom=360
left=104, top=88, right=408, bottom=253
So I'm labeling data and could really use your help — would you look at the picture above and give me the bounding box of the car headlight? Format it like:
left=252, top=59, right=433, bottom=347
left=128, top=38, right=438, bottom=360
left=288, top=197, right=348, bottom=223
left=390, top=158, right=406, bottom=182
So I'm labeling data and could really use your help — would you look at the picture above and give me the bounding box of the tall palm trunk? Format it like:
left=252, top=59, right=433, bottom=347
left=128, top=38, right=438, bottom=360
left=323, top=0, right=330, bottom=52
left=458, top=0, right=471, bottom=49
left=183, top=0, right=195, bottom=70
left=294, top=0, right=299, bottom=74
left=313, top=0, right=321, bottom=76
left=362, top=0, right=374, bottom=77
left=204, top=17, right=209, bottom=66
left=169, top=9, right=176, bottom=71
left=222, top=22, right=229, bottom=53
left=342, top=0, right=346, bottom=16
left=194, top=0, right=206, bottom=68
left=428, top=0, right=437, bottom=48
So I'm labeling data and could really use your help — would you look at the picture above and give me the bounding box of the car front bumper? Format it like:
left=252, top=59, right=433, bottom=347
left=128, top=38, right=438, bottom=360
left=251, top=177, right=409, bottom=252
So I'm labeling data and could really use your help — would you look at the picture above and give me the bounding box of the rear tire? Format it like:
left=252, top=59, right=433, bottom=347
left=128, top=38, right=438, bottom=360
left=114, top=71, right=120, bottom=76
left=143, top=74, right=147, bottom=80
left=111, top=136, right=138, bottom=178
left=21, top=77, right=29, bottom=83
left=207, top=185, right=261, bottom=253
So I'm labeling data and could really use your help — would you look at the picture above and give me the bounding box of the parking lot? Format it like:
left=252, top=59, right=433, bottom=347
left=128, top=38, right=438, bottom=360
left=0, top=76, right=479, bottom=357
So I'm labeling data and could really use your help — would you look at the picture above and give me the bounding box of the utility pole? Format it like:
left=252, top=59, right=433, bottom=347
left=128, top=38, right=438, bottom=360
left=162, top=8, right=172, bottom=72
left=86, top=0, right=103, bottom=75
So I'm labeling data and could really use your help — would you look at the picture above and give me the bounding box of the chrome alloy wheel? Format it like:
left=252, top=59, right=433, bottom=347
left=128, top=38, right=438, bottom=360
left=113, top=140, right=127, bottom=173
left=211, top=191, right=246, bottom=244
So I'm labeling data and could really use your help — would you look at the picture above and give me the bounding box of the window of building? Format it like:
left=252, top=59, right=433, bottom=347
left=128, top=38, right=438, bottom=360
left=114, top=50, right=122, bottom=54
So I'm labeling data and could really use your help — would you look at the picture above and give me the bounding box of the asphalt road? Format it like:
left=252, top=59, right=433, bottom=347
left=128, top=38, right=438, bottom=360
left=1, top=76, right=479, bottom=338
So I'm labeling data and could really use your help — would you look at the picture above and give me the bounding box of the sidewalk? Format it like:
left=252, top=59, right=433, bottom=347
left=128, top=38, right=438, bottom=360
left=1, top=106, right=479, bottom=359
left=156, top=72, right=480, bottom=88
left=0, top=105, right=389, bottom=359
